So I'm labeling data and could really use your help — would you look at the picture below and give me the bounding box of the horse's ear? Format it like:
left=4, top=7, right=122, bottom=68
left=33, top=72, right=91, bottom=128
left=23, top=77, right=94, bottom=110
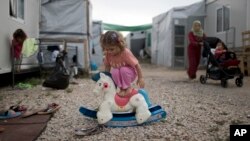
left=100, top=73, right=106, bottom=79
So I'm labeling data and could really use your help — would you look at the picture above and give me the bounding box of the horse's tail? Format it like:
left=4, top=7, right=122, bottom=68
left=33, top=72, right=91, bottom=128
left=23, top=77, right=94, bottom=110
left=138, top=89, right=152, bottom=107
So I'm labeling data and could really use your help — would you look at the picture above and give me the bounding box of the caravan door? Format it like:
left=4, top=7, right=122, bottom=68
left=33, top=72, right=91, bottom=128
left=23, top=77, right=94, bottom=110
left=174, top=24, right=186, bottom=68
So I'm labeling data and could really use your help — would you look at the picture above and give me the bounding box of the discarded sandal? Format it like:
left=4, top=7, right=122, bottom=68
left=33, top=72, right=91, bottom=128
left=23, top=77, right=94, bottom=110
left=10, top=105, right=28, bottom=112
left=21, top=108, right=47, bottom=118
left=22, top=103, right=60, bottom=118
left=0, top=110, right=21, bottom=119
left=75, top=125, right=103, bottom=136
left=37, top=103, right=61, bottom=115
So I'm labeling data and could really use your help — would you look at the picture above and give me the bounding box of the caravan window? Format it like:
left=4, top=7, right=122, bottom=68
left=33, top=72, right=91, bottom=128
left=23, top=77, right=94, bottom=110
left=217, top=8, right=223, bottom=32
left=217, top=6, right=230, bottom=32
left=9, top=0, right=25, bottom=21
left=147, top=33, right=151, bottom=47
left=223, top=6, right=230, bottom=31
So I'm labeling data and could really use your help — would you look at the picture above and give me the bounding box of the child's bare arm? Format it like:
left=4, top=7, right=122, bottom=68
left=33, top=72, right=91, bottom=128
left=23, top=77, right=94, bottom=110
left=135, top=64, right=142, bottom=79
left=135, top=64, right=145, bottom=88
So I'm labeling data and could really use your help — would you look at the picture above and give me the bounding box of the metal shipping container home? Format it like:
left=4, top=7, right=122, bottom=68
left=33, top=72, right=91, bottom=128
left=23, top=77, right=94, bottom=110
left=205, top=0, right=250, bottom=48
left=0, top=0, right=40, bottom=74
left=39, top=0, right=92, bottom=69
left=151, top=1, right=206, bottom=68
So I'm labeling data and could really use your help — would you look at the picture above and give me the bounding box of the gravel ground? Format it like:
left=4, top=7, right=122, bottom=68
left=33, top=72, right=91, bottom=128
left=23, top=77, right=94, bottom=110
left=0, top=63, right=250, bottom=141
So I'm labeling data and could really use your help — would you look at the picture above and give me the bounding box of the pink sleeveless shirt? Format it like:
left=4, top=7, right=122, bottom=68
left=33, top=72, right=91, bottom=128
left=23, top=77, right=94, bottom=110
left=104, top=48, right=138, bottom=69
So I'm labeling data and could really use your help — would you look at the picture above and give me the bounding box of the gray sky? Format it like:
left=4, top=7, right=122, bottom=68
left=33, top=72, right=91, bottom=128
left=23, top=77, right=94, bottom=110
left=91, top=0, right=202, bottom=26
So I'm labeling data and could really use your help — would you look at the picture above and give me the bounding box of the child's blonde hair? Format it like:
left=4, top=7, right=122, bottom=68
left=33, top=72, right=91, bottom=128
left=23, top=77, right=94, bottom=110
left=100, top=31, right=126, bottom=51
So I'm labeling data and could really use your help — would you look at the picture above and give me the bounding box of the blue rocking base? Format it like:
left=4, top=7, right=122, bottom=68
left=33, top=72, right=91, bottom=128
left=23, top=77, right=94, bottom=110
left=79, top=105, right=167, bottom=127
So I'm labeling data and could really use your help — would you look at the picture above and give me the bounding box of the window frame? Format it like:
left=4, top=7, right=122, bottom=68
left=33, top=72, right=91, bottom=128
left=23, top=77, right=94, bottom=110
left=223, top=6, right=230, bottom=31
left=9, top=0, right=25, bottom=23
left=216, top=6, right=230, bottom=33
left=216, top=7, right=223, bottom=33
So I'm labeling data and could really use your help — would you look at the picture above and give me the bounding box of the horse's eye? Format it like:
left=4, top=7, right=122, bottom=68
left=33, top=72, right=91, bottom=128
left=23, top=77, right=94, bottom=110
left=104, top=82, right=108, bottom=88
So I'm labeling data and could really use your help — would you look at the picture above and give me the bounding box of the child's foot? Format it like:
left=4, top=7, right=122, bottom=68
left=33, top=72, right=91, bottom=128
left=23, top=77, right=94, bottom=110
left=118, top=88, right=133, bottom=97
left=125, top=87, right=132, bottom=95
left=118, top=89, right=126, bottom=97
left=188, top=74, right=196, bottom=80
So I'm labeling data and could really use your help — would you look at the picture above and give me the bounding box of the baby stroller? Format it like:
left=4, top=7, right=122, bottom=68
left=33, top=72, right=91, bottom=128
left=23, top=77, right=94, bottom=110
left=200, top=37, right=244, bottom=88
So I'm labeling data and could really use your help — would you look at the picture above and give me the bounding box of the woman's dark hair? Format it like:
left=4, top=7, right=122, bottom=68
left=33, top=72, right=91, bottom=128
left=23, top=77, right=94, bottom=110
left=13, top=29, right=27, bottom=43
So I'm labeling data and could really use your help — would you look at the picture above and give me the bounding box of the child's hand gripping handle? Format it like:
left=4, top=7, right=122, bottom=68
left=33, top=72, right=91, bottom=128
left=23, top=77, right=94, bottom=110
left=137, top=78, right=145, bottom=88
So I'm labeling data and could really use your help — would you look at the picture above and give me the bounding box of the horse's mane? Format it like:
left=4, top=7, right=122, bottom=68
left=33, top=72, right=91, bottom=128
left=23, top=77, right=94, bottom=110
left=92, top=72, right=117, bottom=87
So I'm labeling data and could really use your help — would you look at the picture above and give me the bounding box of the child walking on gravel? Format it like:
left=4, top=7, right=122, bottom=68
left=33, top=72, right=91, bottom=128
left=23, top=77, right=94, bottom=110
left=100, top=31, right=145, bottom=97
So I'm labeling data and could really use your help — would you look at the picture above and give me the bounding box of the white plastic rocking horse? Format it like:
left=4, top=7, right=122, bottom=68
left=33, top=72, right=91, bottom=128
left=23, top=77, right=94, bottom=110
left=93, top=73, right=151, bottom=124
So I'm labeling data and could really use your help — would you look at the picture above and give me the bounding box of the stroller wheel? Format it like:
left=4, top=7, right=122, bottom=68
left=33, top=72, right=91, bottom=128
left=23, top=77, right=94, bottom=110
left=235, top=78, right=243, bottom=87
left=221, top=79, right=228, bottom=88
left=200, top=75, right=207, bottom=84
